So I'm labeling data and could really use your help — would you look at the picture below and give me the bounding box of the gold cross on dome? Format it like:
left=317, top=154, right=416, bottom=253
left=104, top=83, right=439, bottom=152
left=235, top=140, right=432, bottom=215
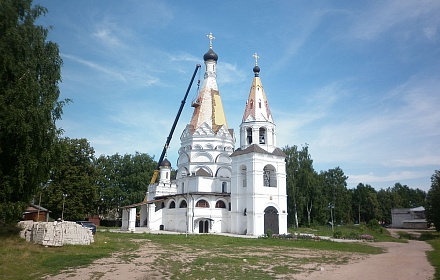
left=253, top=52, right=259, bottom=66
left=207, top=32, right=215, bottom=48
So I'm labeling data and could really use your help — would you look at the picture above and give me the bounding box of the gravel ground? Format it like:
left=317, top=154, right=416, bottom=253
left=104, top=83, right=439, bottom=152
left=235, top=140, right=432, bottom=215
left=45, top=229, right=435, bottom=280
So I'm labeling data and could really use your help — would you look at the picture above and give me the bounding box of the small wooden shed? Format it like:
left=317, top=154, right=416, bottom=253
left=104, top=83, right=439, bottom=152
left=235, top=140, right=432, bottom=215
left=23, top=204, right=50, bottom=222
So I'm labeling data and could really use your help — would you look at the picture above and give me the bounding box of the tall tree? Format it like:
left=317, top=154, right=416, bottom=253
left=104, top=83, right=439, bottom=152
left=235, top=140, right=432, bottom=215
left=42, top=138, right=97, bottom=221
left=377, top=188, right=394, bottom=224
left=321, top=167, right=351, bottom=225
left=95, top=152, right=155, bottom=219
left=391, top=183, right=425, bottom=208
left=426, top=170, right=440, bottom=231
left=283, top=145, right=301, bottom=228
left=0, top=0, right=66, bottom=224
left=296, top=145, right=322, bottom=226
left=351, top=183, right=379, bottom=223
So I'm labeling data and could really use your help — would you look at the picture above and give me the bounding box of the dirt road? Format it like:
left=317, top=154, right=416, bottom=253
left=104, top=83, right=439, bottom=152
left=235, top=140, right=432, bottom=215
left=45, top=234, right=435, bottom=280
left=300, top=240, right=434, bottom=280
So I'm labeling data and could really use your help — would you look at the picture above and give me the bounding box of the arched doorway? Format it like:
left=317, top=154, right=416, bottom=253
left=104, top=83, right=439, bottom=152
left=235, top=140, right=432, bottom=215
left=264, top=206, right=279, bottom=234
left=198, top=220, right=209, bottom=233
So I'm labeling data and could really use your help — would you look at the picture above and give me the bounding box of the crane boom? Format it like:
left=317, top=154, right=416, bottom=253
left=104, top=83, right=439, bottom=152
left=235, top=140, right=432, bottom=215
left=149, top=64, right=201, bottom=185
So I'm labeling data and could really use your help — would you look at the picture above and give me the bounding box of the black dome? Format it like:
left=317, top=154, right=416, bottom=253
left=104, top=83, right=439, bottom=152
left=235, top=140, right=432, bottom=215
left=160, top=158, right=171, bottom=167
left=253, top=65, right=260, bottom=76
left=203, top=48, right=218, bottom=61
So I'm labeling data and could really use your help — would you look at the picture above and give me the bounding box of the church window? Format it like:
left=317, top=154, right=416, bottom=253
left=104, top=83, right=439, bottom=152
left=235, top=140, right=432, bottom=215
left=259, top=127, right=266, bottom=144
left=196, top=200, right=210, bottom=208
left=169, top=201, right=176, bottom=209
left=228, top=202, right=231, bottom=211
left=179, top=200, right=187, bottom=208
left=215, top=200, right=226, bottom=208
left=222, top=182, right=227, bottom=193
left=246, top=127, right=253, bottom=144
left=259, top=100, right=262, bottom=108
left=264, top=170, right=270, bottom=187
left=182, top=182, right=185, bottom=193
left=263, top=165, right=277, bottom=187
left=250, top=99, right=253, bottom=109
left=166, top=172, right=168, bottom=179
left=241, top=166, right=247, bottom=187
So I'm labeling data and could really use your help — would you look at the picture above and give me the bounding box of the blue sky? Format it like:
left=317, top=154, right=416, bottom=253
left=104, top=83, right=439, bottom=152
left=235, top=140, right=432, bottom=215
left=35, top=1, right=440, bottom=191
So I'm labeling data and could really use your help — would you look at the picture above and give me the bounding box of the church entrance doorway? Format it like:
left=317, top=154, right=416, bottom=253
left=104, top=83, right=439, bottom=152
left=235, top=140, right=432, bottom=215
left=264, top=206, right=279, bottom=234
left=198, top=220, right=209, bottom=233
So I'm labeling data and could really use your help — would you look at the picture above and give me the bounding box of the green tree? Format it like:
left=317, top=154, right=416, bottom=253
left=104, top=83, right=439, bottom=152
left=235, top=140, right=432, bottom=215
left=42, top=138, right=97, bottom=221
left=426, top=170, right=440, bottom=231
left=351, top=183, right=379, bottom=223
left=95, top=152, right=155, bottom=219
left=283, top=144, right=326, bottom=227
left=321, top=167, right=351, bottom=225
left=296, top=145, right=324, bottom=226
left=0, top=0, right=66, bottom=224
left=377, top=188, right=394, bottom=224
left=283, top=145, right=301, bottom=227
left=391, top=183, right=425, bottom=208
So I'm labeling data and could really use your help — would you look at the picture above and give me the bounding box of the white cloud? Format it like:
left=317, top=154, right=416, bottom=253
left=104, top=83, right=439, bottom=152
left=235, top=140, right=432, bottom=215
left=347, top=170, right=430, bottom=186
left=62, top=53, right=127, bottom=82
left=349, top=0, right=440, bottom=41
left=217, top=62, right=247, bottom=85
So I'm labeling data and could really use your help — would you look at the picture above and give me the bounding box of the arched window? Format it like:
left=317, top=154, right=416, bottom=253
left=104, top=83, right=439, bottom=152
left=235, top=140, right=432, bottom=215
left=241, top=165, right=247, bottom=188
left=179, top=200, right=187, bottom=208
left=264, top=169, right=270, bottom=187
left=215, top=200, right=226, bottom=208
left=222, top=182, right=227, bottom=193
left=246, top=127, right=253, bottom=144
left=169, top=201, right=176, bottom=209
left=182, top=182, right=185, bottom=193
left=259, top=127, right=266, bottom=144
left=196, top=200, right=209, bottom=208
left=263, top=165, right=277, bottom=187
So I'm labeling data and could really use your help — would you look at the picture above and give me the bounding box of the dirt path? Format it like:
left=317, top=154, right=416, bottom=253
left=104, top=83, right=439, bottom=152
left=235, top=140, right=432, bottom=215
left=299, top=240, right=435, bottom=280
left=44, top=237, right=435, bottom=280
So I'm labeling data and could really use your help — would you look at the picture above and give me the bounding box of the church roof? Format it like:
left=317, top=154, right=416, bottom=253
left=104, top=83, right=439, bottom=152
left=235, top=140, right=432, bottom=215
left=189, top=34, right=229, bottom=134
left=272, top=147, right=287, bottom=157
left=160, top=158, right=171, bottom=167
left=203, top=48, right=218, bottom=61
left=242, top=58, right=273, bottom=123
left=230, top=144, right=285, bottom=158
left=195, top=168, right=212, bottom=177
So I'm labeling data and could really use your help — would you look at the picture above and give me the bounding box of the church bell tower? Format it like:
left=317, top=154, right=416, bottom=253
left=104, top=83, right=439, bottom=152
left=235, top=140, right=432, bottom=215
left=230, top=54, right=288, bottom=236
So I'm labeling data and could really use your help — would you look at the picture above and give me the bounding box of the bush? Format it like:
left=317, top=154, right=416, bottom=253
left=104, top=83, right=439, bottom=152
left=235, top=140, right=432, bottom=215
left=266, top=229, right=273, bottom=238
left=333, top=231, right=343, bottom=239
left=367, top=219, right=380, bottom=230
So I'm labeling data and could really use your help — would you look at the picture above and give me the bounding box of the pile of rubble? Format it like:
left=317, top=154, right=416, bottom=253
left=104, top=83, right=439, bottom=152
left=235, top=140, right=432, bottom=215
left=18, top=220, right=94, bottom=246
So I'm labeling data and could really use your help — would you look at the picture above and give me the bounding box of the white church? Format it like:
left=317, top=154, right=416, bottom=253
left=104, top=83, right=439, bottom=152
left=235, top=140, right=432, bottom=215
left=122, top=34, right=287, bottom=237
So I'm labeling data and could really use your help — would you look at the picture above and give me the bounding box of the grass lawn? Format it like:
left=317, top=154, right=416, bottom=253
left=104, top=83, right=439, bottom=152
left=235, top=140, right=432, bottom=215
left=289, top=224, right=402, bottom=242
left=0, top=226, right=140, bottom=279
left=0, top=225, right=385, bottom=279
left=420, top=231, right=440, bottom=280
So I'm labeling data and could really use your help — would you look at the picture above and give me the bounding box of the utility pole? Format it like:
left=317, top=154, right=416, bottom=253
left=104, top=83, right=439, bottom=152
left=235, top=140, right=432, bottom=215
left=61, top=193, right=67, bottom=221
left=329, top=202, right=334, bottom=232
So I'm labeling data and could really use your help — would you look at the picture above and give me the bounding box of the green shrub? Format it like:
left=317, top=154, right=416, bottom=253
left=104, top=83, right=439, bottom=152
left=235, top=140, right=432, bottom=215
left=367, top=219, right=380, bottom=230
left=266, top=229, right=273, bottom=238
left=333, top=231, right=343, bottom=239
